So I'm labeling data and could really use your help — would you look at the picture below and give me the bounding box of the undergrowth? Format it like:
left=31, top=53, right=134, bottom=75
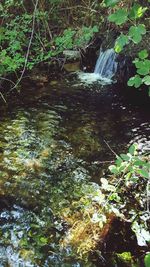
left=60, top=144, right=150, bottom=263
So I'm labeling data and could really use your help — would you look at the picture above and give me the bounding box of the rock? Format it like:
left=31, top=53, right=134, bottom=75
left=63, top=62, right=80, bottom=72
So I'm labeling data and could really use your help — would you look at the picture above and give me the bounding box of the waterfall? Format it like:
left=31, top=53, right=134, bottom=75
left=78, top=48, right=118, bottom=85
left=94, top=48, right=118, bottom=79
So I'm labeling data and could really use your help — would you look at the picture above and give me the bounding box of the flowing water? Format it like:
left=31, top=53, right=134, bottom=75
left=0, top=71, right=149, bottom=266
left=94, top=48, right=118, bottom=79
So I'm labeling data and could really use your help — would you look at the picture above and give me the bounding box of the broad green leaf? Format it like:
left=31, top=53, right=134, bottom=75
left=129, top=4, right=147, bottom=20
left=127, top=75, right=142, bottom=88
left=142, top=76, right=150, bottom=85
left=137, top=66, right=150, bottom=76
left=135, top=59, right=150, bottom=76
left=108, top=9, right=128, bottom=25
left=115, top=34, right=129, bottom=53
left=92, top=25, right=99, bottom=33
left=109, top=165, right=118, bottom=174
left=129, top=24, right=146, bottom=44
left=104, top=0, right=121, bottom=7
left=138, top=49, right=148, bottom=59
left=135, top=59, right=150, bottom=69
left=144, top=253, right=150, bottom=267
left=138, top=169, right=149, bottom=179
left=134, top=160, right=145, bottom=166
left=116, top=156, right=123, bottom=166
left=129, top=144, right=137, bottom=155
left=120, top=154, right=130, bottom=161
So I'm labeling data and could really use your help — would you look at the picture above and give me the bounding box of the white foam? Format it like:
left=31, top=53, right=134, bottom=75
left=77, top=72, right=113, bottom=85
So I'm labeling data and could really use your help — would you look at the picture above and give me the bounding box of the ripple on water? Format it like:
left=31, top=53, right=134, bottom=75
left=130, top=122, right=150, bottom=153
left=0, top=75, right=149, bottom=266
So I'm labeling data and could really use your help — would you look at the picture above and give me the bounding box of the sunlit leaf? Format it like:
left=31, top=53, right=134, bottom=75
left=109, top=165, right=118, bottom=174
left=129, top=24, right=146, bottom=44
left=127, top=75, right=142, bottom=88
left=115, top=34, right=129, bottom=53
left=138, top=49, right=148, bottom=59
left=134, top=59, right=150, bottom=76
left=120, top=153, right=130, bottom=161
left=129, top=144, right=137, bottom=155
left=142, top=75, right=150, bottom=85
left=129, top=4, right=147, bottom=20
left=101, top=177, right=108, bottom=186
left=108, top=9, right=128, bottom=25
left=137, top=62, right=150, bottom=76
left=144, top=253, right=150, bottom=267
left=115, top=156, right=123, bottom=166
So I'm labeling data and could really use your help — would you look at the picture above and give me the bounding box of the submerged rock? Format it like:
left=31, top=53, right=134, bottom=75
left=63, top=62, right=80, bottom=72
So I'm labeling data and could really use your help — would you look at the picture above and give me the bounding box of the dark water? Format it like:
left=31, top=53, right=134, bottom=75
left=0, top=73, right=149, bottom=266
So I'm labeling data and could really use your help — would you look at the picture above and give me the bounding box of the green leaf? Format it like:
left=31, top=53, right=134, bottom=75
left=127, top=75, right=142, bottom=88
left=116, top=156, right=123, bottom=166
left=92, top=25, right=99, bottom=33
left=137, top=62, right=150, bottom=76
left=144, top=253, right=150, bottom=267
left=104, top=0, right=121, bottom=7
left=120, top=154, right=130, bottom=161
left=142, top=76, right=150, bottom=86
left=109, top=165, right=118, bottom=174
left=138, top=49, right=148, bottom=59
left=108, top=9, right=128, bottom=25
left=39, top=237, right=48, bottom=245
left=109, top=193, right=120, bottom=202
left=129, top=4, right=147, bottom=20
left=115, top=34, right=129, bottom=53
left=134, top=160, right=145, bottom=167
left=129, top=144, right=137, bottom=155
left=134, top=59, right=150, bottom=76
left=138, top=169, right=149, bottom=179
left=129, top=24, right=146, bottom=44
left=148, top=87, right=150, bottom=97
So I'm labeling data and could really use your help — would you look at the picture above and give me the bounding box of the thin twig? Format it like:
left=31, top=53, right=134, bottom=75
left=59, top=5, right=97, bottom=13
left=0, top=92, right=7, bottom=103
left=104, top=139, right=119, bottom=157
left=0, top=77, right=16, bottom=86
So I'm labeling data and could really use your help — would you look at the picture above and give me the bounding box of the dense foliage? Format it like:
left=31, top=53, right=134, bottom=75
left=57, top=144, right=150, bottom=264
left=0, top=0, right=150, bottom=95
left=106, top=0, right=150, bottom=95
left=0, top=1, right=102, bottom=79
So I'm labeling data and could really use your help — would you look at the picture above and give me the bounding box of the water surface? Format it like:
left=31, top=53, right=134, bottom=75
left=0, top=73, right=149, bottom=266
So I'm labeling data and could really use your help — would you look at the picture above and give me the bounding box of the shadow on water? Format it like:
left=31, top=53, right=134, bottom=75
left=0, top=72, right=149, bottom=266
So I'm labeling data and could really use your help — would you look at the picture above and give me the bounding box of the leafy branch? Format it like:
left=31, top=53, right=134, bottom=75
left=105, top=0, right=150, bottom=95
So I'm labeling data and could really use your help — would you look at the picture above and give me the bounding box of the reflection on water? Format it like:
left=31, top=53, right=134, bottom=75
left=0, top=73, right=149, bottom=266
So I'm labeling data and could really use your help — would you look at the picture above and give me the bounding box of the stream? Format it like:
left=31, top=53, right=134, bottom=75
left=0, top=71, right=149, bottom=266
